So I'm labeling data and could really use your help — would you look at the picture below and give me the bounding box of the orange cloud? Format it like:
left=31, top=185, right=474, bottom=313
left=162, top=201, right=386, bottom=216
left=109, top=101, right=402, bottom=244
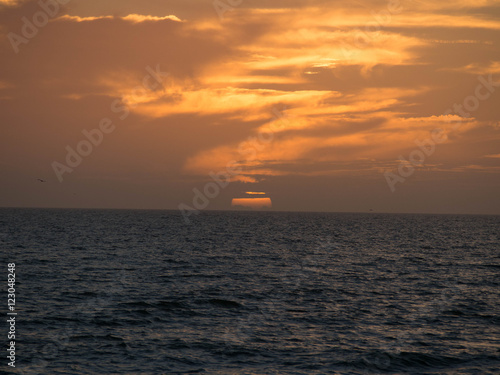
left=1, top=0, right=500, bottom=213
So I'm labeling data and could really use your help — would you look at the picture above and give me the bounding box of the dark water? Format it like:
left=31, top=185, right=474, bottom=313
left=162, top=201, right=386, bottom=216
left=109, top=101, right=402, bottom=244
left=1, top=208, right=499, bottom=374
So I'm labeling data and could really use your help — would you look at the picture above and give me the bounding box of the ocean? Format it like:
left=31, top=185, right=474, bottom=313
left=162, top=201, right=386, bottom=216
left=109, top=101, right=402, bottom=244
left=1, top=208, right=499, bottom=374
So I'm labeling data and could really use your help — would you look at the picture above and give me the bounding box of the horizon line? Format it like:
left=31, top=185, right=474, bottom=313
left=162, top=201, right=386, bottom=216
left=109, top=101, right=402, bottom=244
left=1, top=206, right=499, bottom=216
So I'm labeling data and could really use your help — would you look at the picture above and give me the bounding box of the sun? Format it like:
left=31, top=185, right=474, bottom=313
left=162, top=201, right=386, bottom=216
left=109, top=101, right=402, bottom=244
left=231, top=192, right=272, bottom=209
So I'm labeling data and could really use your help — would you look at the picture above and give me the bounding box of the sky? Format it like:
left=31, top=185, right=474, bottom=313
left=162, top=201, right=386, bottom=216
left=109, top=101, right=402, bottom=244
left=0, top=0, right=499, bottom=214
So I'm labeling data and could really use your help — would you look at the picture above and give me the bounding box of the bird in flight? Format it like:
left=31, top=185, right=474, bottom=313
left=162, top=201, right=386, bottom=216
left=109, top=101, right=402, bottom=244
left=37, top=179, right=46, bottom=183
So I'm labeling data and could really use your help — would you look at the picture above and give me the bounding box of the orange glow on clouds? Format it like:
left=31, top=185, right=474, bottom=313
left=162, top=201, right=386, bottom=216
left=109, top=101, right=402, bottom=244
left=1, top=0, right=499, bottom=213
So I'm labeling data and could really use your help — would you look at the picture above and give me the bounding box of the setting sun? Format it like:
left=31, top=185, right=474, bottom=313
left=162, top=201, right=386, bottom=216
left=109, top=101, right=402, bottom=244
left=231, top=197, right=272, bottom=209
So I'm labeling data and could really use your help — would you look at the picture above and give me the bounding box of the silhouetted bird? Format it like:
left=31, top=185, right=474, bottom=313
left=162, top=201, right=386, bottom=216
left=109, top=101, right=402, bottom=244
left=37, top=179, right=46, bottom=183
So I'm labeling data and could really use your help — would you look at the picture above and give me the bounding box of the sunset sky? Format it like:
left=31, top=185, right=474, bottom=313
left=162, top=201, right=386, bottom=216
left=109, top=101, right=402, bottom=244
left=1, top=0, right=499, bottom=214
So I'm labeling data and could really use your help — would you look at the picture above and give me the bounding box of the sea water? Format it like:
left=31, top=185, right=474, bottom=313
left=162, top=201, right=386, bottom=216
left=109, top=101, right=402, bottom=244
left=1, top=208, right=499, bottom=374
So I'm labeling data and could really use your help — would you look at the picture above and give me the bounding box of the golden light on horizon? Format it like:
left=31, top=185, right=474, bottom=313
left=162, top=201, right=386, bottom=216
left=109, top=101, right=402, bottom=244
left=231, top=198, right=272, bottom=209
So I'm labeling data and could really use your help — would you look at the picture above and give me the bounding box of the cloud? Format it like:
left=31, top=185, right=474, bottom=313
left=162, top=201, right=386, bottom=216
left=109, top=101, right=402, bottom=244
left=122, top=14, right=183, bottom=23
left=1, top=0, right=500, bottom=212
left=451, top=61, right=500, bottom=74
left=56, top=15, right=114, bottom=22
